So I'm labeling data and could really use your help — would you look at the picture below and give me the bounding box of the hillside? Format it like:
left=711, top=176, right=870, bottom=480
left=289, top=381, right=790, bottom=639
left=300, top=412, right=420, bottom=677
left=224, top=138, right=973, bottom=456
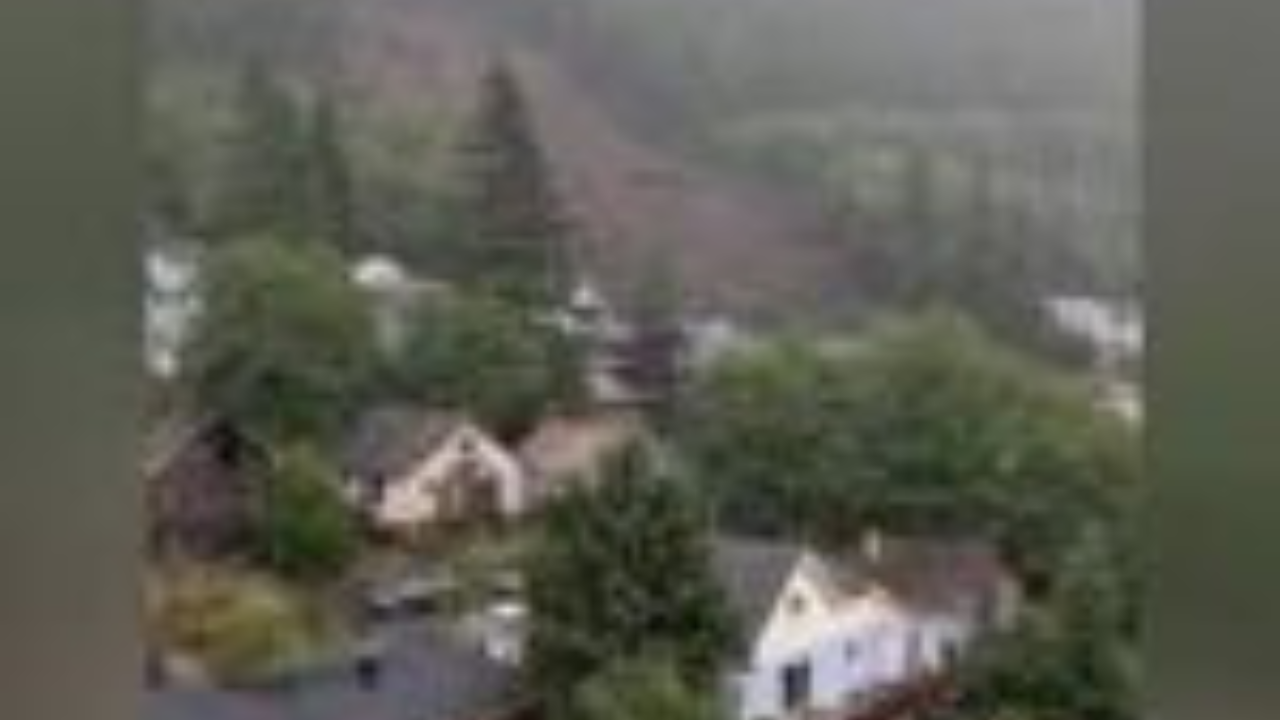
left=340, top=0, right=860, bottom=323
left=149, top=0, right=1138, bottom=325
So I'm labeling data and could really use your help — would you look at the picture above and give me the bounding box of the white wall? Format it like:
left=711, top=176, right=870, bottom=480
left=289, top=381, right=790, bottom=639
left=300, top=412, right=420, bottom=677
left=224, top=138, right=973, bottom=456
left=728, top=578, right=979, bottom=720
left=373, top=426, right=528, bottom=527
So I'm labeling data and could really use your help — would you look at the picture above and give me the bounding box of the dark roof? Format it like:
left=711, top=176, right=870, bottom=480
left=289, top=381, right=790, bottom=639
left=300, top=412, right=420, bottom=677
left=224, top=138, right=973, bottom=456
left=712, top=535, right=1010, bottom=641
left=147, top=625, right=517, bottom=720
left=342, top=406, right=469, bottom=485
left=146, top=418, right=254, bottom=558
left=712, top=537, right=809, bottom=641
left=146, top=688, right=277, bottom=720
left=855, top=536, right=1010, bottom=615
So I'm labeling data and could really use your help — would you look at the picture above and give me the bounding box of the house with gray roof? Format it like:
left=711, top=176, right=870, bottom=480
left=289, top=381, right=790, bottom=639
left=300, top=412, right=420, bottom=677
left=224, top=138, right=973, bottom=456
left=713, top=534, right=1016, bottom=720
left=341, top=406, right=531, bottom=535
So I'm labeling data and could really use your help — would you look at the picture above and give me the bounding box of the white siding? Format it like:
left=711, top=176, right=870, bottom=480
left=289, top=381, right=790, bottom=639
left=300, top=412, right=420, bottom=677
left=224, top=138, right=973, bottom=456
left=371, top=426, right=528, bottom=527
left=728, top=582, right=982, bottom=720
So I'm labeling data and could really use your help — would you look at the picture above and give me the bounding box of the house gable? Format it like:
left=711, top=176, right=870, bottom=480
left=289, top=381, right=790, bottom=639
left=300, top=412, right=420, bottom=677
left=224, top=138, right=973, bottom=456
left=750, top=554, right=847, bottom=664
left=374, top=423, right=527, bottom=527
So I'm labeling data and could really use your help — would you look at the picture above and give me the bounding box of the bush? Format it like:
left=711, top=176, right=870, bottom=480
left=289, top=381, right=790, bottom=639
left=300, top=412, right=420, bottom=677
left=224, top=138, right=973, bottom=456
left=569, top=654, right=722, bottom=720
left=255, top=444, right=359, bottom=583
left=151, top=566, right=320, bottom=685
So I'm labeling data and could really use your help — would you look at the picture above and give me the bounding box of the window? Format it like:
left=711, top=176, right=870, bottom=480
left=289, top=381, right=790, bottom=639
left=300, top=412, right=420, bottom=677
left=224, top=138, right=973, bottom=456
left=787, top=593, right=806, bottom=615
left=781, top=660, right=812, bottom=711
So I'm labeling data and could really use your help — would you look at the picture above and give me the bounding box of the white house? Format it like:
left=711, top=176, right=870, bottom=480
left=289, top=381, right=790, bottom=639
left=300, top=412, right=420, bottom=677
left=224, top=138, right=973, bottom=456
left=714, top=535, right=1017, bottom=720
left=342, top=407, right=531, bottom=532
left=144, top=242, right=203, bottom=380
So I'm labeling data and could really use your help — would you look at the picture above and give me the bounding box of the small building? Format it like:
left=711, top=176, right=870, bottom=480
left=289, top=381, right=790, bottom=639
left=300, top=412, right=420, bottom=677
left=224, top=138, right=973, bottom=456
left=714, top=534, right=1016, bottom=720
left=342, top=407, right=531, bottom=533
left=145, top=416, right=255, bottom=560
left=551, top=276, right=689, bottom=410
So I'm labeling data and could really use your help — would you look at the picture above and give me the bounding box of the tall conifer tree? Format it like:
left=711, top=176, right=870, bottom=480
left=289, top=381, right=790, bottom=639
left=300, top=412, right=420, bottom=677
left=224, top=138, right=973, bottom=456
left=526, top=446, right=735, bottom=714
left=453, top=60, right=571, bottom=306
left=302, top=92, right=358, bottom=251
left=217, top=61, right=310, bottom=240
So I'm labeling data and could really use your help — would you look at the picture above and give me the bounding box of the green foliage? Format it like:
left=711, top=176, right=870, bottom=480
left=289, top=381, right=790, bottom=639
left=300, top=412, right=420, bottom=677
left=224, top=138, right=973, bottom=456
left=347, top=105, right=464, bottom=270
left=681, top=311, right=1136, bottom=576
left=683, top=311, right=1138, bottom=720
left=393, top=293, right=581, bottom=439
left=213, top=64, right=359, bottom=250
left=301, top=92, right=359, bottom=251
left=948, top=600, right=1138, bottom=720
left=186, top=237, right=378, bottom=446
left=215, top=62, right=312, bottom=240
left=255, top=444, right=359, bottom=583
left=678, top=337, right=863, bottom=543
left=152, top=566, right=320, bottom=685
left=526, top=446, right=736, bottom=714
left=852, top=146, right=1095, bottom=366
left=450, top=61, right=572, bottom=307
left=840, top=313, right=1132, bottom=569
left=568, top=654, right=723, bottom=720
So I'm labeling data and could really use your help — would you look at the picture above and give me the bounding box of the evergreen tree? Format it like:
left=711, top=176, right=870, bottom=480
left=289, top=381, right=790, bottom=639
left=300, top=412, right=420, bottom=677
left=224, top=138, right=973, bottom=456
left=452, top=60, right=572, bottom=306
left=216, top=61, right=311, bottom=240
left=525, top=445, right=736, bottom=714
left=393, top=293, right=582, bottom=441
left=302, top=92, right=358, bottom=251
left=254, top=444, right=359, bottom=584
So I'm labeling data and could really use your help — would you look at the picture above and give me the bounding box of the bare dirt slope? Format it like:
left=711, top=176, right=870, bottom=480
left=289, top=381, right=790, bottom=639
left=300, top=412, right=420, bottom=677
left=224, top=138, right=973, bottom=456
left=342, top=0, right=859, bottom=323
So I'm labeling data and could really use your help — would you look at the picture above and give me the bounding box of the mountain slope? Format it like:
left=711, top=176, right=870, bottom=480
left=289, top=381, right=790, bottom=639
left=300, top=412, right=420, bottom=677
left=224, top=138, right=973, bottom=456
left=338, top=0, right=860, bottom=323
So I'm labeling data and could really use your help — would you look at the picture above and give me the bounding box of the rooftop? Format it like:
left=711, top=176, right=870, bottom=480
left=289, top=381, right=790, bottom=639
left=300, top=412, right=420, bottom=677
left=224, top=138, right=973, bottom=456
left=147, top=624, right=518, bottom=720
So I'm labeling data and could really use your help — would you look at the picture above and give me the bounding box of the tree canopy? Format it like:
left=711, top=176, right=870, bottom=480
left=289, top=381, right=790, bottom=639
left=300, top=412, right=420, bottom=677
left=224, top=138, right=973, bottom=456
left=213, top=64, right=358, bottom=251
left=568, top=654, right=723, bottom=720
left=186, top=237, right=378, bottom=447
left=680, top=311, right=1136, bottom=584
left=300, top=92, right=358, bottom=251
left=392, top=293, right=581, bottom=439
left=215, top=62, right=311, bottom=240
left=525, top=445, right=736, bottom=714
left=254, top=443, right=359, bottom=583
left=681, top=310, right=1139, bottom=720
left=449, top=60, right=573, bottom=307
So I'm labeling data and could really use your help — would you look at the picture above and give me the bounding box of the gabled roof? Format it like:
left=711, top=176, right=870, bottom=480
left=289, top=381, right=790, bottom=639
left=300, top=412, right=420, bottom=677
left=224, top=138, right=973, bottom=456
left=712, top=537, right=811, bottom=642
left=713, top=534, right=1011, bottom=645
left=518, top=411, right=642, bottom=490
left=341, top=406, right=477, bottom=485
left=849, top=535, right=1010, bottom=616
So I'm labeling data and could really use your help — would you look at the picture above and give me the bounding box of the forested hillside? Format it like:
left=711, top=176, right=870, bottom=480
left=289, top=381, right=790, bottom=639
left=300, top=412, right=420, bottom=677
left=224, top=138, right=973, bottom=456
left=148, top=0, right=1138, bottom=344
